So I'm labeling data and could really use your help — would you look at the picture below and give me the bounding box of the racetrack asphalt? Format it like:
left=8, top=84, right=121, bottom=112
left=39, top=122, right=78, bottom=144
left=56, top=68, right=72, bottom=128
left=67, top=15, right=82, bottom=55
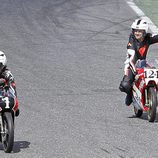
left=1, top=0, right=158, bottom=157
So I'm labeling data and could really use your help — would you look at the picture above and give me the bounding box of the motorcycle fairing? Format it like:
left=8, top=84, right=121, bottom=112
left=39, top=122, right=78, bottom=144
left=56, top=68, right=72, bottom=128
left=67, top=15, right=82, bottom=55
left=132, top=84, right=144, bottom=110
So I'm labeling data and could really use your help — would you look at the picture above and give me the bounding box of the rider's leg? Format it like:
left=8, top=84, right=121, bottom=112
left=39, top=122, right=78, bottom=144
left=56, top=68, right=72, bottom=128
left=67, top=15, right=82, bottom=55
left=11, top=82, right=20, bottom=117
left=119, top=69, right=135, bottom=105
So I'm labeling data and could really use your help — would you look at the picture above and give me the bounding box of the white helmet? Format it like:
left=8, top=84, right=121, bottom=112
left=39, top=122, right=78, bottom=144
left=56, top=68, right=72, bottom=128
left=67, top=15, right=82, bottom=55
left=0, top=51, right=7, bottom=72
left=131, top=19, right=149, bottom=33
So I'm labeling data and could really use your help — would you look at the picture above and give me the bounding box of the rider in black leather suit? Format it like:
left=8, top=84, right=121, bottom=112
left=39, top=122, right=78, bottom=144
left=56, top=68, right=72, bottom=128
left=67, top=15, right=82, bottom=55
left=119, top=19, right=158, bottom=106
left=0, top=51, right=19, bottom=116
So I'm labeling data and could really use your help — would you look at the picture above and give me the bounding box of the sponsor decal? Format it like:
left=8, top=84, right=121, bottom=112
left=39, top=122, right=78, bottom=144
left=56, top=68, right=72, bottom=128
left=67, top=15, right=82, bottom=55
left=138, top=45, right=147, bottom=56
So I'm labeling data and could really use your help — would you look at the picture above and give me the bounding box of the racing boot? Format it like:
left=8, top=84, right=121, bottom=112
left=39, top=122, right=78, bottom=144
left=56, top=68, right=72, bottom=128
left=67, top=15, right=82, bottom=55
left=125, top=93, right=132, bottom=106
left=15, top=108, right=20, bottom=117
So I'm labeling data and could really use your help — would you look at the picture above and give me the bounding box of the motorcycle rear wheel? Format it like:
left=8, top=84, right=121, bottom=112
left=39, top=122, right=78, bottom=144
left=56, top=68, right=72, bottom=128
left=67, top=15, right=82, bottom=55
left=147, top=87, right=157, bottom=122
left=1, top=112, right=14, bottom=153
left=134, top=107, right=143, bottom=117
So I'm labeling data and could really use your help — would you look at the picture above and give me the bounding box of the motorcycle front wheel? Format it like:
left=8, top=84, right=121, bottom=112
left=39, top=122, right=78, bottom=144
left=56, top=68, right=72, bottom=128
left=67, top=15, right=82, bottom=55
left=1, top=112, right=14, bottom=153
left=147, top=87, right=157, bottom=122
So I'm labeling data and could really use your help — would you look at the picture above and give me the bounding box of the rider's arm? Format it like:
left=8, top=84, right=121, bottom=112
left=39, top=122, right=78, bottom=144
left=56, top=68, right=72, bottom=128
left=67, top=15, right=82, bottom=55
left=124, top=34, right=136, bottom=75
left=124, top=49, right=136, bottom=75
left=148, top=34, right=158, bottom=44
left=2, top=69, right=14, bottom=83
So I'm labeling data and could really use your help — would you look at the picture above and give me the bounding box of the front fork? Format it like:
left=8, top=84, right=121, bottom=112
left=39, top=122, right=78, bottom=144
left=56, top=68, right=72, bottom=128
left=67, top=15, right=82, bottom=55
left=145, top=89, right=149, bottom=106
left=0, top=114, right=4, bottom=133
left=0, top=113, right=5, bottom=142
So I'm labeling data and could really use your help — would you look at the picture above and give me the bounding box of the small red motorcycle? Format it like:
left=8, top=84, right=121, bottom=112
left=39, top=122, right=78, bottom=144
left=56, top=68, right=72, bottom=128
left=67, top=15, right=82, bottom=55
left=0, top=79, right=18, bottom=152
left=132, top=59, right=158, bottom=122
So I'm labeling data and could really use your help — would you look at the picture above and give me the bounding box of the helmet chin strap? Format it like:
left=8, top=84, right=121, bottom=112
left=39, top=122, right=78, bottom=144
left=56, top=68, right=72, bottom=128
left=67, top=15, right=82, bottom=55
left=142, top=31, right=146, bottom=38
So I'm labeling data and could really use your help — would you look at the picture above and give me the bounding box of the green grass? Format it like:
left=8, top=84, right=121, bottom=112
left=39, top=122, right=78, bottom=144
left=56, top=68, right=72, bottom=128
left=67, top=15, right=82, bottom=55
left=135, top=0, right=158, bottom=26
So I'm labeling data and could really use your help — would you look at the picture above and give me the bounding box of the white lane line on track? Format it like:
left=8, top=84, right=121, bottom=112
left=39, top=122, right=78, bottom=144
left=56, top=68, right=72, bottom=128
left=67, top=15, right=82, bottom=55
left=126, top=0, right=158, bottom=34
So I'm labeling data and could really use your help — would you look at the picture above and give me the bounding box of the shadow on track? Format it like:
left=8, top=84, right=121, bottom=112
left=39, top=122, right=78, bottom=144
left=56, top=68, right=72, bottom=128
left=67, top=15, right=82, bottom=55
left=0, top=141, right=30, bottom=153
left=128, top=112, right=158, bottom=123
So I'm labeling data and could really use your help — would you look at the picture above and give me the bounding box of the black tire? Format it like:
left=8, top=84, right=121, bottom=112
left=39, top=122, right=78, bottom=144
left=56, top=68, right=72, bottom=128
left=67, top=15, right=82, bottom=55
left=147, top=87, right=157, bottom=122
left=1, top=112, right=14, bottom=153
left=134, top=107, right=143, bottom=117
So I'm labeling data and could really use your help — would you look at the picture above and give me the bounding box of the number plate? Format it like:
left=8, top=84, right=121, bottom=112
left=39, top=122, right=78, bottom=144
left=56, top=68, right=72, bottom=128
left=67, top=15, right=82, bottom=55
left=144, top=69, right=158, bottom=78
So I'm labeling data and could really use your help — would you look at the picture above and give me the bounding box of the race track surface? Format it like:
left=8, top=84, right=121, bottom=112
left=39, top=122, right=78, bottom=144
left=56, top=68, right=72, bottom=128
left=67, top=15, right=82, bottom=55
left=1, top=0, right=158, bottom=157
